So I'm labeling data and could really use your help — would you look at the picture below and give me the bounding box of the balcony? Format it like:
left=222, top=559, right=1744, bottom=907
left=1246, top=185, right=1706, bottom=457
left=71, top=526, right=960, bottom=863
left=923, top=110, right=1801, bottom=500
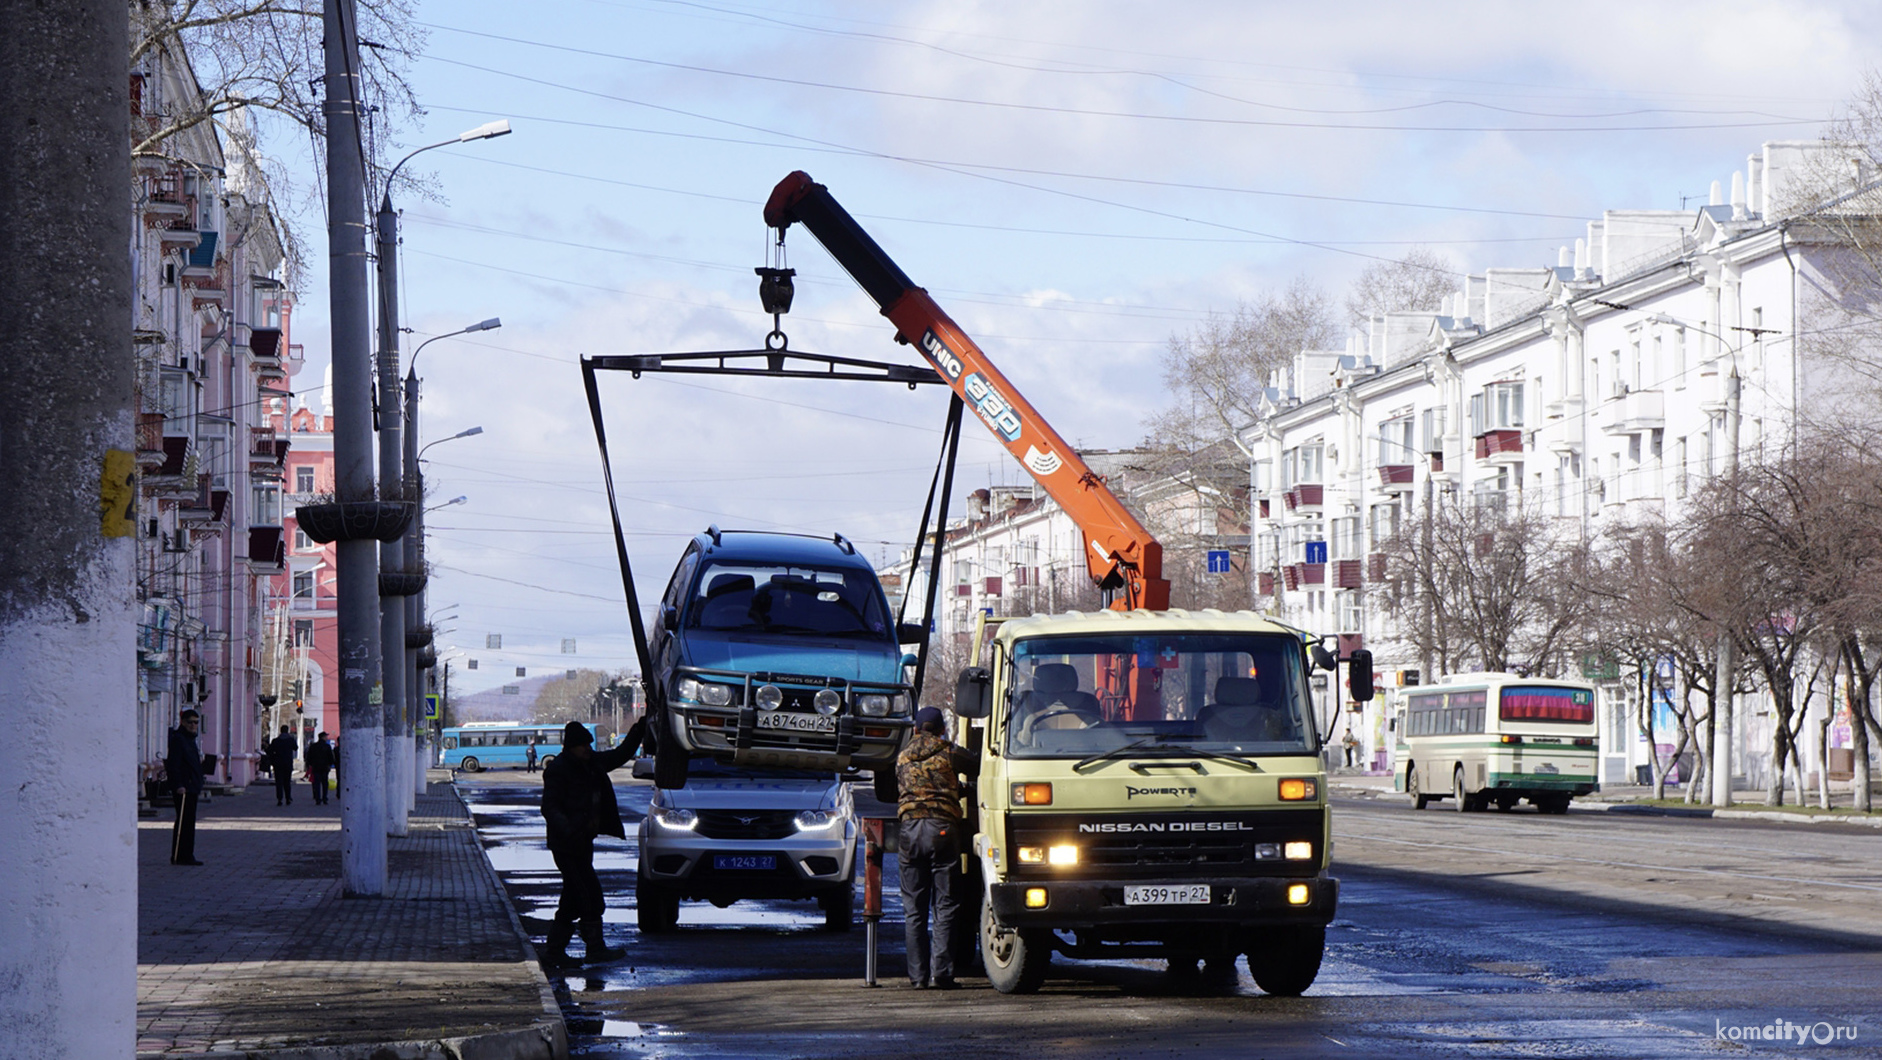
left=1601, top=389, right=1665, bottom=435
left=1283, top=483, right=1324, bottom=511
left=1367, top=552, right=1388, bottom=583
left=136, top=413, right=167, bottom=470
left=249, top=326, right=282, bottom=368
left=1257, top=572, right=1276, bottom=596
left=1378, top=464, right=1414, bottom=490
left=177, top=479, right=228, bottom=523
left=1299, top=562, right=1326, bottom=585
left=983, top=576, right=1003, bottom=597
left=248, top=526, right=286, bottom=572
left=1334, top=560, right=1362, bottom=589
left=953, top=583, right=972, bottom=598
left=249, top=426, right=288, bottom=468
left=1282, top=565, right=1300, bottom=592
left=1474, top=429, right=1524, bottom=462
left=1544, top=413, right=1583, bottom=453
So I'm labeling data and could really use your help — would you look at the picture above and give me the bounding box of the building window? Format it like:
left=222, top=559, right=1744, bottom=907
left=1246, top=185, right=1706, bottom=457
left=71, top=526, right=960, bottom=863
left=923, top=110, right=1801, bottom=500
left=1378, top=416, right=1414, bottom=465
left=295, top=466, right=315, bottom=493
left=1330, top=516, right=1360, bottom=560
left=1421, top=407, right=1446, bottom=455
left=293, top=619, right=313, bottom=646
left=1368, top=503, right=1400, bottom=549
left=292, top=570, right=314, bottom=600
left=1672, top=327, right=1686, bottom=383
left=252, top=486, right=281, bottom=525
left=1338, top=591, right=1362, bottom=634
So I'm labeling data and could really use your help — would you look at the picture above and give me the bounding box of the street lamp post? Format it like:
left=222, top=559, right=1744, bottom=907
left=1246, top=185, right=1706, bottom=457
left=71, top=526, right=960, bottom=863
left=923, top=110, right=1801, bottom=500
left=406, top=415, right=486, bottom=800
left=376, top=122, right=509, bottom=834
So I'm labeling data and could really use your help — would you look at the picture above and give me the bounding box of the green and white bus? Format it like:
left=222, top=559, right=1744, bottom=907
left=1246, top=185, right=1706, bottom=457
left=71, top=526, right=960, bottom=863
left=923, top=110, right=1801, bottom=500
left=1395, top=673, right=1599, bottom=814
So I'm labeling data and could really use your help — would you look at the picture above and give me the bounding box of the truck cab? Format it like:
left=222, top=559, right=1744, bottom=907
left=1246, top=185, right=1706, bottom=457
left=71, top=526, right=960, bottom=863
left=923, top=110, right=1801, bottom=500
left=954, top=609, right=1338, bottom=995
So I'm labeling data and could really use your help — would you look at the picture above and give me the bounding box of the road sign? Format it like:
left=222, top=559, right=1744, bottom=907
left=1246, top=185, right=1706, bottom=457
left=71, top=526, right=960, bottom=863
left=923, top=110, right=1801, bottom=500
left=1305, top=541, right=1328, bottom=564
left=423, top=693, right=439, bottom=721
left=1206, top=549, right=1232, bottom=573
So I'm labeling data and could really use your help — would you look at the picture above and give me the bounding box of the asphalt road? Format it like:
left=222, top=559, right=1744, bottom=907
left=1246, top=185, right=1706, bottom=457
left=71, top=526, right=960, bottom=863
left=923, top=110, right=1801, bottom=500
left=459, top=772, right=1882, bottom=1059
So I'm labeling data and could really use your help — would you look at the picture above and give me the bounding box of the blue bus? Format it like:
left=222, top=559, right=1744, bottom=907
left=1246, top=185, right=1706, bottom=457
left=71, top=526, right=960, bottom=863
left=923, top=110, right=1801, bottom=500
left=441, top=722, right=598, bottom=772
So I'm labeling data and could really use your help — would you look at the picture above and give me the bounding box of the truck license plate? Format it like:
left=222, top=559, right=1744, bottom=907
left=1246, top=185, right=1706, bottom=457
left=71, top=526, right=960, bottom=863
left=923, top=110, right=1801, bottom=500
left=713, top=855, right=775, bottom=871
left=755, top=711, right=836, bottom=733
left=1124, top=884, right=1211, bottom=906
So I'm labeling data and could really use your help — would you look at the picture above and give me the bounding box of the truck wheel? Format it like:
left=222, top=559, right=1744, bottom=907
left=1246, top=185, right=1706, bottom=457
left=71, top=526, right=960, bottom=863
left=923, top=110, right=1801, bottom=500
left=872, top=768, right=899, bottom=804
left=1248, top=925, right=1325, bottom=996
left=635, top=873, right=679, bottom=934
left=653, top=725, right=688, bottom=790
left=460, top=756, right=481, bottom=773
left=1453, top=767, right=1473, bottom=812
left=981, top=902, right=1049, bottom=994
left=819, top=886, right=854, bottom=932
left=1408, top=764, right=1429, bottom=810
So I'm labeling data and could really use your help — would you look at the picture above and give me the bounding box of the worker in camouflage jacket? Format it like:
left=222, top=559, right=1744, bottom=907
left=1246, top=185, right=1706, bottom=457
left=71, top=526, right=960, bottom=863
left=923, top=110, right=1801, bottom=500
left=896, top=707, right=977, bottom=988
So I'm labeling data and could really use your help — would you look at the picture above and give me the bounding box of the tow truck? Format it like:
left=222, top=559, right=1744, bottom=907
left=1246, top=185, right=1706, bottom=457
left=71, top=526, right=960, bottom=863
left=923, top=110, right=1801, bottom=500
left=762, top=173, right=1374, bottom=994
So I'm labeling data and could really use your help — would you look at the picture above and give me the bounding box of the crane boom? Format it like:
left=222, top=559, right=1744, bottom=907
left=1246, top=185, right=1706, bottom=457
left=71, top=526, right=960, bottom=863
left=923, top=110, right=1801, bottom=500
left=765, top=171, right=1169, bottom=611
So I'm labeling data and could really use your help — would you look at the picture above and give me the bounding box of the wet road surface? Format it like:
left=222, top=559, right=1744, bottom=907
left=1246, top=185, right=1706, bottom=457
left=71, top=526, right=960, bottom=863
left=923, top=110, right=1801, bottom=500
left=460, top=773, right=1882, bottom=1059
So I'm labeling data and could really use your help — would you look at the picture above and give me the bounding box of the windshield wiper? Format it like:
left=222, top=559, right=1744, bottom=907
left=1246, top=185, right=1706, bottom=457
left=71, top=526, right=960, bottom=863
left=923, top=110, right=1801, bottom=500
left=1075, top=736, right=1261, bottom=774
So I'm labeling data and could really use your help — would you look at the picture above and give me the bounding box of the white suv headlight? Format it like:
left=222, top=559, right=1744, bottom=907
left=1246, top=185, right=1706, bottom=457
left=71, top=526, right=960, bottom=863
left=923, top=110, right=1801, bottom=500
left=857, top=694, right=891, bottom=717
left=794, top=809, right=842, bottom=832
left=652, top=807, right=697, bottom=830
left=674, top=678, right=733, bottom=706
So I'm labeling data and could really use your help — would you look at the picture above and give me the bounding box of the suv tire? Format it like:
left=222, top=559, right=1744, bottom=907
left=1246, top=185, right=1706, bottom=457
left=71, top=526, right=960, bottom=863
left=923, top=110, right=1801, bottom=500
left=636, top=873, right=679, bottom=934
left=872, top=768, right=898, bottom=804
left=653, top=717, right=688, bottom=790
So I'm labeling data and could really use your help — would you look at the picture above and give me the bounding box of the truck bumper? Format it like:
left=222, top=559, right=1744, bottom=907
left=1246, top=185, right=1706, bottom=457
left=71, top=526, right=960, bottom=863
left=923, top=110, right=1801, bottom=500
left=988, top=875, right=1338, bottom=931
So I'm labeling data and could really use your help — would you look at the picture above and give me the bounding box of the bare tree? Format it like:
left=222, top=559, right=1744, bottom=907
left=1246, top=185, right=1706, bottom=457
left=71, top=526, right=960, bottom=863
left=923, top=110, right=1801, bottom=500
left=1344, top=248, right=1459, bottom=329
left=529, top=668, right=614, bottom=725
left=1375, top=491, right=1592, bottom=677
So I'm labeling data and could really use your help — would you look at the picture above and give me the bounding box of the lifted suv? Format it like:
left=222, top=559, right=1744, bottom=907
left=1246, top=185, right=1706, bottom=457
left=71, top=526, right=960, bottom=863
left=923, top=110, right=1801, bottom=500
left=647, top=527, right=918, bottom=791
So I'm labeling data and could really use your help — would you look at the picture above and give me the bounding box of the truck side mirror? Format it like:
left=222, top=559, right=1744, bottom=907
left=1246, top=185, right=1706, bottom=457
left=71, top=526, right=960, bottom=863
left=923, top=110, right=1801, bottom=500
left=660, top=604, right=679, bottom=631
left=1310, top=643, right=1337, bottom=671
left=1348, top=649, right=1376, bottom=703
left=631, top=758, right=656, bottom=780
left=953, top=667, right=992, bottom=719
left=896, top=622, right=927, bottom=645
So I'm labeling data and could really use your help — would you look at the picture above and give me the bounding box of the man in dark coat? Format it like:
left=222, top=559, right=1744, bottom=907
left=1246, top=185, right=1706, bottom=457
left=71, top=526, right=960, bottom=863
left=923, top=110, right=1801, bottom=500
left=896, top=707, right=977, bottom=989
left=540, top=721, right=637, bottom=965
left=305, top=731, right=335, bottom=805
left=167, top=709, right=206, bottom=865
left=266, top=724, right=298, bottom=805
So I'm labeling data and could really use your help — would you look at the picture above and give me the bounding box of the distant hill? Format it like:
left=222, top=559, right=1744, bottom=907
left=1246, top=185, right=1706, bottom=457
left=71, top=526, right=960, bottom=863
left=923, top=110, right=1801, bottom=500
left=450, top=673, right=561, bottom=724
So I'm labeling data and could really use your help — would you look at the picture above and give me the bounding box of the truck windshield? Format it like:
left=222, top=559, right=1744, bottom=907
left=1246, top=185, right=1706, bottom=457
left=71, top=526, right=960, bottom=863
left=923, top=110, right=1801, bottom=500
left=686, top=562, right=891, bottom=639
left=1004, top=633, right=1315, bottom=759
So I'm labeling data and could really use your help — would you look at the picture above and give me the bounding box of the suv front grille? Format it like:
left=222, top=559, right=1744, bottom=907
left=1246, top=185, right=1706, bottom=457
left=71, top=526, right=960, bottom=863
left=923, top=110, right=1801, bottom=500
left=694, top=809, right=798, bottom=840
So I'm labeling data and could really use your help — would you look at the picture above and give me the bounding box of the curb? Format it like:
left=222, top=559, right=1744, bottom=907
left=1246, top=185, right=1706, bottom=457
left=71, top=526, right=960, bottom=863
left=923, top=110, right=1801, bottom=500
left=1331, top=779, right=1882, bottom=829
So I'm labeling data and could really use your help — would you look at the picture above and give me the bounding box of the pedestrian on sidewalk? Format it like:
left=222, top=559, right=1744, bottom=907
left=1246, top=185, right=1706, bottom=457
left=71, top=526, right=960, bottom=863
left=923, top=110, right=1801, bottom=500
left=540, top=721, right=636, bottom=966
left=896, top=706, right=977, bottom=990
left=267, top=725, right=298, bottom=805
left=305, top=731, right=335, bottom=805
left=167, top=709, right=205, bottom=866
left=525, top=738, right=538, bottom=773
left=1341, top=729, right=1359, bottom=769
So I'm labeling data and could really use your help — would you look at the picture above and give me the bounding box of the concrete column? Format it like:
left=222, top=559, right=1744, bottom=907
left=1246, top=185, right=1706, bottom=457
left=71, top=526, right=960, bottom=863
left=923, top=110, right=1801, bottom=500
left=375, top=196, right=409, bottom=837
left=0, top=1, right=137, bottom=1054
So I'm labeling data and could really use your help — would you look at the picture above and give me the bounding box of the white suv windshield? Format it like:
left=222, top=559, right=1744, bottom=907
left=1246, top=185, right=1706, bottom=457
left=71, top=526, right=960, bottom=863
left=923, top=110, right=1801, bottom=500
left=687, top=562, right=890, bottom=639
left=1005, top=633, right=1315, bottom=758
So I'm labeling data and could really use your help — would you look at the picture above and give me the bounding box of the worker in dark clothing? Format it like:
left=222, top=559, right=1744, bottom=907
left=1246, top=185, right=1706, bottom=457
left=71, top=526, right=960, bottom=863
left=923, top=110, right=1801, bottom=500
left=266, top=725, right=298, bottom=805
left=540, top=720, right=639, bottom=966
left=896, top=706, right=977, bottom=989
left=305, top=731, right=335, bottom=805
left=167, top=709, right=205, bottom=865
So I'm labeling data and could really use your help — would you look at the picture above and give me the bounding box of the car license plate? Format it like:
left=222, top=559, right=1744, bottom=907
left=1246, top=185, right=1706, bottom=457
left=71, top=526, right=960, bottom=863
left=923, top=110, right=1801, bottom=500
left=755, top=711, right=836, bottom=733
left=713, top=854, right=775, bottom=871
left=1123, top=884, right=1210, bottom=906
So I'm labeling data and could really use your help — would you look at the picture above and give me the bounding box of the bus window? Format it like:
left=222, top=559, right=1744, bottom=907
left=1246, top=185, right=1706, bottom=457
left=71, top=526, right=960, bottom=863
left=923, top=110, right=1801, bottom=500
left=1501, top=686, right=1595, bottom=723
left=544, top=731, right=561, bottom=745
left=443, top=737, right=457, bottom=749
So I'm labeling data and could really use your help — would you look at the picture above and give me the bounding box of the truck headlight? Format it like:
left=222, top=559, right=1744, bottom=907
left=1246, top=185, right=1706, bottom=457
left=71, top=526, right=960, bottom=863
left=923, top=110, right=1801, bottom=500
left=814, top=688, right=841, bottom=715
left=1284, top=841, right=1313, bottom=861
left=652, top=807, right=697, bottom=831
left=857, top=694, right=891, bottom=717
left=1278, top=778, right=1317, bottom=801
left=1047, top=844, right=1078, bottom=867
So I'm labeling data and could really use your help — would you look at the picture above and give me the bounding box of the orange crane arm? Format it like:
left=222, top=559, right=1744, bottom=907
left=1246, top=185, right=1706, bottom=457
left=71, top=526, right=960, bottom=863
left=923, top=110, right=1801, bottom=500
left=765, top=171, right=1168, bottom=611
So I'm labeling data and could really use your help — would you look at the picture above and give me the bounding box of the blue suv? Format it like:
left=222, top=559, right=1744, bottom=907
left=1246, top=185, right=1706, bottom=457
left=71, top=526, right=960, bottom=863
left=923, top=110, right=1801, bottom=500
left=647, top=528, right=919, bottom=792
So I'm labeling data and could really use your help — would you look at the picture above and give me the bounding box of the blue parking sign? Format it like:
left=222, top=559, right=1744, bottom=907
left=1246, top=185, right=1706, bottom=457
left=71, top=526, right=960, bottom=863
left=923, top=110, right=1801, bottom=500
left=1206, top=550, right=1232, bottom=573
left=1305, top=541, right=1328, bottom=564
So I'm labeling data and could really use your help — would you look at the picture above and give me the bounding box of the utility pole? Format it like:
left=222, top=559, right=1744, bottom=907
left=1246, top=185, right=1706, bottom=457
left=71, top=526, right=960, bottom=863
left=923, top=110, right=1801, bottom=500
left=325, top=0, right=387, bottom=893
left=375, top=192, right=410, bottom=836
left=0, top=2, right=134, bottom=1052
left=405, top=371, right=426, bottom=796
left=1711, top=364, right=1741, bottom=807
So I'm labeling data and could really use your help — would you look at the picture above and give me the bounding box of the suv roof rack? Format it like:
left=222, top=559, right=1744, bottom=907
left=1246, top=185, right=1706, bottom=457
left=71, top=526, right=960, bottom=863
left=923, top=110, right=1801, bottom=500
left=832, top=531, right=854, bottom=555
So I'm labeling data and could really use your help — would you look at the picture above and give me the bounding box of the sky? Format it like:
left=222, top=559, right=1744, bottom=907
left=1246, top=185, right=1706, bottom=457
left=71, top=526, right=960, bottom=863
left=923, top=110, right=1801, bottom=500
left=270, top=0, right=1882, bottom=694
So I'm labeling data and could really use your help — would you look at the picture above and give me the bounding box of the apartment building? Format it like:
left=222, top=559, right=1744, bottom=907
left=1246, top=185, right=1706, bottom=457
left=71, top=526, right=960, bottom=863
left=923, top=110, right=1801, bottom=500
left=1241, top=139, right=1874, bottom=786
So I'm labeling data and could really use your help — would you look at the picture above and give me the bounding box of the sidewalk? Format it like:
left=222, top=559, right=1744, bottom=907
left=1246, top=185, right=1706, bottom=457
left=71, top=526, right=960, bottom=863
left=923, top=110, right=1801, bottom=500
left=137, top=770, right=565, bottom=1059
left=1325, top=770, right=1882, bottom=828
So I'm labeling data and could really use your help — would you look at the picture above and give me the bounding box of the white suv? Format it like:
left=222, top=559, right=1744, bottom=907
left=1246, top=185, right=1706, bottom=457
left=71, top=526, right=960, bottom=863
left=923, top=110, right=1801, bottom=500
left=634, top=757, right=857, bottom=932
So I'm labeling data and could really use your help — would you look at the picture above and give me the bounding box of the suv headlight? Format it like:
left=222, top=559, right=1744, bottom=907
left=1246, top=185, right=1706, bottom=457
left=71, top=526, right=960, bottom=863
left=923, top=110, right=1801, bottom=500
left=857, top=693, right=891, bottom=717
left=813, top=688, right=841, bottom=715
left=794, top=809, right=842, bottom=832
left=675, top=678, right=733, bottom=707
left=755, top=684, right=783, bottom=710
left=652, top=807, right=697, bottom=831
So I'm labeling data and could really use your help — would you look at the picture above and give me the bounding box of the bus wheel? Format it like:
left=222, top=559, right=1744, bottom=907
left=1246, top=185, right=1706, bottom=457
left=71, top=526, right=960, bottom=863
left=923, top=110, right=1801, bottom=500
left=1495, top=793, right=1518, bottom=812
left=1408, top=765, right=1429, bottom=810
left=460, top=756, right=481, bottom=773
left=539, top=755, right=555, bottom=771
left=1248, top=925, right=1325, bottom=996
left=981, top=902, right=1050, bottom=994
left=1453, top=767, right=1473, bottom=812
